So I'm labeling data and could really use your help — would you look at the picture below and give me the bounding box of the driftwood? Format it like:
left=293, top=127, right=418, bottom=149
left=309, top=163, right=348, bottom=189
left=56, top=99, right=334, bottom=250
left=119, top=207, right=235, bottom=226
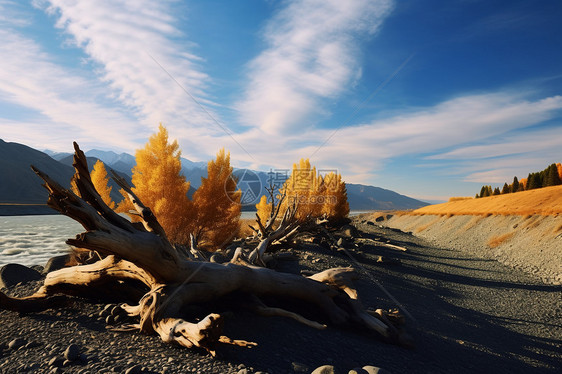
left=0, top=142, right=411, bottom=355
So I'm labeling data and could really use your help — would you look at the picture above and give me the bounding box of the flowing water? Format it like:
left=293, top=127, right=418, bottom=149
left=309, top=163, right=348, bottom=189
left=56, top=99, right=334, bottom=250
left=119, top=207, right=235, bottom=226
left=0, top=215, right=82, bottom=267
left=0, top=211, right=369, bottom=267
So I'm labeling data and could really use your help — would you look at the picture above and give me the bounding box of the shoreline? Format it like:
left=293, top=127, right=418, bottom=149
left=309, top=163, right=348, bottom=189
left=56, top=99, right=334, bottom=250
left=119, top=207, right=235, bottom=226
left=375, top=213, right=562, bottom=285
left=1, top=220, right=560, bottom=373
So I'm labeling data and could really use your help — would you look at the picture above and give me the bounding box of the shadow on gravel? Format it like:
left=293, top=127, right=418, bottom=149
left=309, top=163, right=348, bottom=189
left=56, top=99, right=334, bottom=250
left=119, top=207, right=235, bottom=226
left=351, top=227, right=562, bottom=374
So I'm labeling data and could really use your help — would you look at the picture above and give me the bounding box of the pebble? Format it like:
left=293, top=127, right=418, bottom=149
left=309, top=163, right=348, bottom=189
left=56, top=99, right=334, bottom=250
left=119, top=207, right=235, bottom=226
left=124, top=364, right=142, bottom=374
left=291, top=361, right=310, bottom=372
left=8, top=337, right=27, bottom=350
left=48, top=356, right=64, bottom=368
left=362, top=366, right=389, bottom=374
left=312, top=365, right=336, bottom=374
left=64, top=343, right=81, bottom=361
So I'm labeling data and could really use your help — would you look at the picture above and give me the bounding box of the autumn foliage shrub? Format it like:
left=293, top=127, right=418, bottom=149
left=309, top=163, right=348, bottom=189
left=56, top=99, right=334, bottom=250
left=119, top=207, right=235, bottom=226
left=116, top=125, right=240, bottom=249
left=257, top=158, right=349, bottom=225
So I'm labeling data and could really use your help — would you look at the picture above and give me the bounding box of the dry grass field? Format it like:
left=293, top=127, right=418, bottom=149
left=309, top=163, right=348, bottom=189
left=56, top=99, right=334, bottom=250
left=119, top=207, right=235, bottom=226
left=413, top=185, right=562, bottom=216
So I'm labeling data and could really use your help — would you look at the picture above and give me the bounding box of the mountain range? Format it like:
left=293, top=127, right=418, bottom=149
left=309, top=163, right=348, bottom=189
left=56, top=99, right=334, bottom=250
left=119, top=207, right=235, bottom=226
left=1, top=139, right=428, bottom=215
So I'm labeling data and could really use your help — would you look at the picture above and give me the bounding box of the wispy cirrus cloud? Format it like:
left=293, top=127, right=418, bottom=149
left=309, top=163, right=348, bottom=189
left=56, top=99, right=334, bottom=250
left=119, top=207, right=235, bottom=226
left=41, top=0, right=220, bottom=138
left=0, top=25, right=142, bottom=152
left=220, top=91, right=562, bottom=185
left=237, top=0, right=394, bottom=135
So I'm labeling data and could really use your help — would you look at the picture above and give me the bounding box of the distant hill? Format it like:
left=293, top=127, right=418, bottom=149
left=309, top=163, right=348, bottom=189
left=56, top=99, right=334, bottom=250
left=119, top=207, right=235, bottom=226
left=57, top=155, right=133, bottom=204
left=346, top=183, right=428, bottom=211
left=413, top=185, right=562, bottom=216
left=4, top=139, right=428, bottom=214
left=0, top=139, right=74, bottom=205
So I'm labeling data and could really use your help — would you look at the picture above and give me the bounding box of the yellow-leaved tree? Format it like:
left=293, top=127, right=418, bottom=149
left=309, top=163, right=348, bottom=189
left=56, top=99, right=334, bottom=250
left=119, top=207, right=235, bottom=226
left=116, top=124, right=193, bottom=244
left=279, top=158, right=321, bottom=221
left=255, top=195, right=271, bottom=225
left=191, top=148, right=241, bottom=249
left=91, top=160, right=116, bottom=209
left=258, top=158, right=349, bottom=224
left=71, top=160, right=116, bottom=210
left=321, top=172, right=350, bottom=223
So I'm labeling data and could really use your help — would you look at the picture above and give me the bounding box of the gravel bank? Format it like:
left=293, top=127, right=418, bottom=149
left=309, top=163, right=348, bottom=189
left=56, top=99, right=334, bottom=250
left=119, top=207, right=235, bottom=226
left=380, top=214, right=562, bottom=285
left=1, top=220, right=560, bottom=373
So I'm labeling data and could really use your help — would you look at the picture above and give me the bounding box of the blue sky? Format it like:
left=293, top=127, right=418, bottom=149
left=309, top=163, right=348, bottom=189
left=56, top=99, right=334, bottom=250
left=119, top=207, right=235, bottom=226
left=1, top=0, right=561, bottom=202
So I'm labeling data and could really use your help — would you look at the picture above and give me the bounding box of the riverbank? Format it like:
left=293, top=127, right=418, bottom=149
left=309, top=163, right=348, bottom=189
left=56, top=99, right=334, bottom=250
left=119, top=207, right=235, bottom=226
left=377, top=213, right=562, bottom=285
left=1, top=220, right=560, bottom=373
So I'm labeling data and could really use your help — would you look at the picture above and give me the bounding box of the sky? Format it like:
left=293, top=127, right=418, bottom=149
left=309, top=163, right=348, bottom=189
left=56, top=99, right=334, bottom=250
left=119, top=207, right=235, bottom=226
left=1, top=0, right=561, bottom=203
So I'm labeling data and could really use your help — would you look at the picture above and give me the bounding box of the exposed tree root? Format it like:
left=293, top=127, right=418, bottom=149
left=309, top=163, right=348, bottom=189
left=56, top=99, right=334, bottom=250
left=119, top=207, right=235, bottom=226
left=0, top=142, right=412, bottom=355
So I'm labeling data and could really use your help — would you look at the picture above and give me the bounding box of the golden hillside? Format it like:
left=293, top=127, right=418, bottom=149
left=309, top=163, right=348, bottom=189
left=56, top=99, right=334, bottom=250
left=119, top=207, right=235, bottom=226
left=413, top=185, right=562, bottom=216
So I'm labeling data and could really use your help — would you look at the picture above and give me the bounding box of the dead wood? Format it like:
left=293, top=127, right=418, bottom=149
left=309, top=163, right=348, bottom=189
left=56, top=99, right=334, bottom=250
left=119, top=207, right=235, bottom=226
left=0, top=142, right=410, bottom=355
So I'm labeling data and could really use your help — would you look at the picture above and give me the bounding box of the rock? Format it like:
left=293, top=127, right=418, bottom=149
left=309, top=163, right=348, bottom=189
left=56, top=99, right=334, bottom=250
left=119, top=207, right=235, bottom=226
left=349, top=369, right=368, bottom=374
left=366, top=221, right=375, bottom=226
left=385, top=214, right=393, bottom=220
left=43, top=254, right=71, bottom=274
left=0, top=264, right=42, bottom=288
left=8, top=337, right=27, bottom=350
left=362, top=366, right=391, bottom=374
left=312, top=365, right=336, bottom=374
left=99, top=304, right=114, bottom=317
left=49, top=367, right=62, bottom=374
left=210, top=253, right=226, bottom=263
left=124, top=364, right=142, bottom=374
left=339, top=224, right=358, bottom=237
left=30, top=264, right=44, bottom=273
left=24, top=341, right=41, bottom=349
left=48, top=356, right=64, bottom=368
left=237, top=370, right=248, bottom=374
left=64, top=343, right=80, bottom=361
left=291, top=362, right=309, bottom=372
left=375, top=215, right=385, bottom=222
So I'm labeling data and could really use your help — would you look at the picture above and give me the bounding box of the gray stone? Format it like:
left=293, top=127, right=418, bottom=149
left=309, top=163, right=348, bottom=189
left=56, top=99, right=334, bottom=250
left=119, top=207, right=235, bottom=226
left=311, top=365, right=336, bottom=374
left=349, top=369, right=368, bottom=374
left=43, top=254, right=71, bottom=274
left=339, top=224, right=358, bottom=237
left=30, top=264, right=44, bottom=273
left=210, top=253, right=226, bottom=263
left=0, top=264, right=42, bottom=288
left=362, top=366, right=390, bottom=374
left=64, top=343, right=80, bottom=361
left=48, top=356, right=64, bottom=368
left=124, top=364, right=142, bottom=374
left=8, top=337, right=27, bottom=350
left=24, top=341, right=41, bottom=349
left=291, top=362, right=309, bottom=372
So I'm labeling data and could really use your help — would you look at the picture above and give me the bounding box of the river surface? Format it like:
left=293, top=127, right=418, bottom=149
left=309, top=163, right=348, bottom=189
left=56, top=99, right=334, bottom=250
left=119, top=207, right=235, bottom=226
left=0, top=211, right=371, bottom=267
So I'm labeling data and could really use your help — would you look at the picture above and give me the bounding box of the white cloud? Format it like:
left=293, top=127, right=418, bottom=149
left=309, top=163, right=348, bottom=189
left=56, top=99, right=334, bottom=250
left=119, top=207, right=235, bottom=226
left=237, top=0, right=394, bottom=135
left=219, top=92, right=562, bottom=186
left=42, top=0, right=219, bottom=134
left=0, top=26, right=142, bottom=152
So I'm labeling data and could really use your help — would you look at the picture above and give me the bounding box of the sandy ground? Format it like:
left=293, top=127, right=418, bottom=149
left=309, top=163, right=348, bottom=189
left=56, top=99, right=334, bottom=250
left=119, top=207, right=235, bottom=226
left=379, top=213, right=562, bottom=285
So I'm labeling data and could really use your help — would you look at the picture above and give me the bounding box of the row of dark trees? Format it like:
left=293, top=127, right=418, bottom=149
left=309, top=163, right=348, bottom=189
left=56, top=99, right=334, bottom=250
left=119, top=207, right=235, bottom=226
left=476, top=163, right=562, bottom=198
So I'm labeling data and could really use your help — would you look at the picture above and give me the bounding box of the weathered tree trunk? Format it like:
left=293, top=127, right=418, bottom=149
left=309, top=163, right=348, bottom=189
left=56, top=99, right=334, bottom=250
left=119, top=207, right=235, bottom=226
left=0, top=142, right=411, bottom=355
